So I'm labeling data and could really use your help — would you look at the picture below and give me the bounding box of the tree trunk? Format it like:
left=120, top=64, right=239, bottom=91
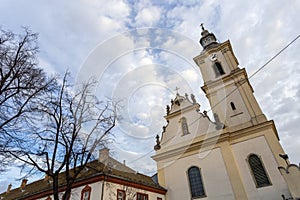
left=53, top=175, right=60, bottom=200
left=63, top=183, right=72, bottom=200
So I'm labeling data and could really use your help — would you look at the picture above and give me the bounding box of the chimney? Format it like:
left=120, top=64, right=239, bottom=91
left=123, top=160, right=126, bottom=166
left=99, top=148, right=109, bottom=165
left=44, top=174, right=49, bottom=181
left=44, top=174, right=53, bottom=183
left=6, top=184, right=12, bottom=194
left=20, top=179, right=27, bottom=190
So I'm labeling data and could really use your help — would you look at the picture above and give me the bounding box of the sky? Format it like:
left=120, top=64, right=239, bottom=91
left=0, top=0, right=300, bottom=193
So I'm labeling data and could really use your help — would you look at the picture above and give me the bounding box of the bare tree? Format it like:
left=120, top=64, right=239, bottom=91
left=4, top=72, right=117, bottom=200
left=0, top=28, right=56, bottom=172
left=0, top=28, right=117, bottom=200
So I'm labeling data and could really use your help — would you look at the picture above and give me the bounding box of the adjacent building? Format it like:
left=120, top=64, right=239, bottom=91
left=0, top=149, right=166, bottom=200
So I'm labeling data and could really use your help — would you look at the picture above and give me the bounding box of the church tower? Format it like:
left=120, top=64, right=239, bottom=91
left=193, top=24, right=267, bottom=130
left=152, top=26, right=291, bottom=200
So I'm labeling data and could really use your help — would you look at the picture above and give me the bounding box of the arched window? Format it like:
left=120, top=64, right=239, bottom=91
left=188, top=166, right=205, bottom=198
left=248, top=154, right=271, bottom=187
left=213, top=62, right=225, bottom=77
left=230, top=102, right=236, bottom=110
left=180, top=117, right=190, bottom=135
left=81, top=185, right=91, bottom=200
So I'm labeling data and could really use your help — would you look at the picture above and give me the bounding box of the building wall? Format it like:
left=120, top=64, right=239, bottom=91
left=37, top=181, right=103, bottom=200
left=161, top=148, right=235, bottom=200
left=37, top=180, right=164, bottom=200
left=102, top=181, right=165, bottom=200
left=232, top=135, right=290, bottom=199
left=155, top=121, right=292, bottom=200
left=279, top=164, right=300, bottom=199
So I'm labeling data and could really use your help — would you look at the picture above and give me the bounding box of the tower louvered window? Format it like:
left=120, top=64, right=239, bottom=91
left=230, top=102, right=236, bottom=110
left=248, top=154, right=271, bottom=187
left=188, top=166, right=205, bottom=198
left=213, top=62, right=225, bottom=77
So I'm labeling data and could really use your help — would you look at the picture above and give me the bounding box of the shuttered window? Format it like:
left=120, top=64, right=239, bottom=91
left=117, top=190, right=126, bottom=200
left=137, top=193, right=148, bottom=200
left=81, top=185, right=91, bottom=200
left=188, top=166, right=205, bottom=198
left=248, top=154, right=271, bottom=187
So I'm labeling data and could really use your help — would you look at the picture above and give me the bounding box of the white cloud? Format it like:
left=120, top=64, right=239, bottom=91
left=135, top=6, right=162, bottom=26
left=101, top=0, right=130, bottom=19
left=139, top=56, right=154, bottom=65
left=97, top=16, right=122, bottom=32
left=181, top=69, right=198, bottom=82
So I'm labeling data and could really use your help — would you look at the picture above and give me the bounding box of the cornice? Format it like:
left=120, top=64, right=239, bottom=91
left=201, top=68, right=249, bottom=95
left=165, top=103, right=200, bottom=120
left=152, top=120, right=278, bottom=162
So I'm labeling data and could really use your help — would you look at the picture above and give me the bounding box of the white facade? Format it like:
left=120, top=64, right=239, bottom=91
left=153, top=27, right=293, bottom=200
left=162, top=148, right=235, bottom=200
left=232, top=136, right=290, bottom=199
left=38, top=181, right=165, bottom=200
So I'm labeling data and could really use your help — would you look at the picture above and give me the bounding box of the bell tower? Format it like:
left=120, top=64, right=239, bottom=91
left=153, top=25, right=291, bottom=200
left=193, top=25, right=267, bottom=130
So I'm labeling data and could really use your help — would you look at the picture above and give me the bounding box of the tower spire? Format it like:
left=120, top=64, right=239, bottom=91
left=199, top=24, right=218, bottom=49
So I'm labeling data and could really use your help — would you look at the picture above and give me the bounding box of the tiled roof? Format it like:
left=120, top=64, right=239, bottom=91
left=0, top=160, right=166, bottom=200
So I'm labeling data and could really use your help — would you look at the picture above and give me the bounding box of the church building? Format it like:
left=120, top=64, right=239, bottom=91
left=152, top=26, right=294, bottom=200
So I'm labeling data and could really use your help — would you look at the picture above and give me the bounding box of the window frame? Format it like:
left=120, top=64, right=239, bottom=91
left=81, top=185, right=91, bottom=200
left=136, top=192, right=148, bottom=200
left=247, top=154, right=272, bottom=188
left=117, top=189, right=126, bottom=200
left=187, top=166, right=206, bottom=199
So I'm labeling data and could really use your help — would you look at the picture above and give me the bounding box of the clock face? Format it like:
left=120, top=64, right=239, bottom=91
left=210, top=53, right=217, bottom=61
left=204, top=37, right=211, bottom=45
left=200, top=34, right=216, bottom=48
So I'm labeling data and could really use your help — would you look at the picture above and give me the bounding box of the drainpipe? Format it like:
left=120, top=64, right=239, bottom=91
left=101, top=175, right=106, bottom=200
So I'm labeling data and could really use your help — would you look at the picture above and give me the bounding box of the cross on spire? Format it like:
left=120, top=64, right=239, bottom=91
left=175, top=86, right=180, bottom=95
left=200, top=23, right=205, bottom=31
